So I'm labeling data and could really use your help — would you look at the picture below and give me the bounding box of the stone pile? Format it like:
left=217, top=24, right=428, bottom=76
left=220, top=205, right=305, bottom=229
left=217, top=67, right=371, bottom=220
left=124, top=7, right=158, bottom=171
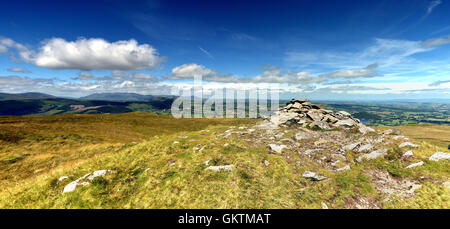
left=269, top=98, right=374, bottom=133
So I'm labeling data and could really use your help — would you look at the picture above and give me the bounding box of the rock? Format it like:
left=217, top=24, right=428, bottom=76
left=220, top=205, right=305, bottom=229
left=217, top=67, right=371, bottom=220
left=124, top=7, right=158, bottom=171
left=307, top=110, right=323, bottom=121
left=309, top=120, right=332, bottom=130
left=382, top=129, right=401, bottom=135
left=292, top=102, right=303, bottom=109
left=58, top=176, right=68, bottom=182
left=359, top=125, right=375, bottom=134
left=334, top=119, right=357, bottom=127
left=336, top=165, right=351, bottom=171
left=173, top=141, right=179, bottom=144
left=295, top=131, right=315, bottom=140
left=429, top=152, right=450, bottom=161
left=358, top=144, right=373, bottom=153
left=262, top=159, right=270, bottom=166
left=193, top=147, right=200, bottom=151
left=356, top=148, right=388, bottom=162
left=205, top=165, right=234, bottom=172
left=311, top=104, right=325, bottom=109
left=337, top=111, right=351, bottom=116
left=321, top=203, right=329, bottom=209
left=302, top=171, right=328, bottom=181
left=343, top=142, right=361, bottom=151
left=393, top=135, right=409, bottom=140
left=62, top=170, right=114, bottom=194
left=406, top=161, right=424, bottom=168
left=399, top=142, right=418, bottom=148
left=403, top=150, right=413, bottom=157
left=269, top=112, right=299, bottom=126
left=322, top=115, right=338, bottom=123
left=291, top=98, right=309, bottom=103
left=178, top=136, right=188, bottom=139
left=269, top=144, right=287, bottom=154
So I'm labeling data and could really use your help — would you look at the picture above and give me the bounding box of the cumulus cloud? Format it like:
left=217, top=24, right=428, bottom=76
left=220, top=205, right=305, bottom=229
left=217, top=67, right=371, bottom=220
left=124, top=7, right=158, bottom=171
left=7, top=67, right=31, bottom=73
left=0, top=37, right=165, bottom=70
left=167, top=63, right=326, bottom=84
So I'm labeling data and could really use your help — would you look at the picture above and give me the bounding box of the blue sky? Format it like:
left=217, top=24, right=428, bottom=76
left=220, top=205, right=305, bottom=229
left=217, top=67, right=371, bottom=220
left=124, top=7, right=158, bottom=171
left=0, top=0, right=449, bottom=100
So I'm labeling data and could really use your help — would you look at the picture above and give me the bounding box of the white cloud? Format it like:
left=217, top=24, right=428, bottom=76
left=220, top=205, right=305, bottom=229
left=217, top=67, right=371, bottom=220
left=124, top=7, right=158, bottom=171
left=0, top=37, right=166, bottom=70
left=327, top=64, right=378, bottom=79
left=427, top=0, right=442, bottom=14
left=73, top=71, right=159, bottom=82
left=7, top=67, right=31, bottom=73
left=198, top=46, right=214, bottom=59
left=169, top=63, right=218, bottom=80
left=422, top=35, right=450, bottom=48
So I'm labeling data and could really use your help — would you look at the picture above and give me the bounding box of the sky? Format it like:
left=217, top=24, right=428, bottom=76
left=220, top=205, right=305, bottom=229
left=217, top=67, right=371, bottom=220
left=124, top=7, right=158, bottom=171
left=0, top=0, right=449, bottom=100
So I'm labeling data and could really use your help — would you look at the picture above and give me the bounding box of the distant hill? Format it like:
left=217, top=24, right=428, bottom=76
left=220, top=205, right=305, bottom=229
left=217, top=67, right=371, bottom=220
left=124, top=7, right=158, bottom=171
left=0, top=92, right=56, bottom=101
left=80, top=93, right=155, bottom=101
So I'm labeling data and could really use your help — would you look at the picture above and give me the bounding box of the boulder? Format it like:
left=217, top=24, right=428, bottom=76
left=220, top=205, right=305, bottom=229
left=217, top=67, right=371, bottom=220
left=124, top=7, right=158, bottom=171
left=269, top=112, right=299, bottom=126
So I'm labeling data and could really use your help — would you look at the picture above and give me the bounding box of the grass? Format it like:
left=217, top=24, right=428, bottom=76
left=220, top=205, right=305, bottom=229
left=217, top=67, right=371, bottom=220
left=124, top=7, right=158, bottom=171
left=375, top=124, right=450, bottom=148
left=0, top=113, right=448, bottom=209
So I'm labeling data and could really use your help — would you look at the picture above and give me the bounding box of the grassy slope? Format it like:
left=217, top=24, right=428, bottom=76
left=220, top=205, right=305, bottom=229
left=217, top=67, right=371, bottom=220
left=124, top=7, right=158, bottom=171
left=0, top=113, right=448, bottom=209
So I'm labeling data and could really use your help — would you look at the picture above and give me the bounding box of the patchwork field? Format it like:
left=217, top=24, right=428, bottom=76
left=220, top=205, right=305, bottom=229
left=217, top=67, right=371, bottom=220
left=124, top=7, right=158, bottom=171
left=0, top=113, right=448, bottom=209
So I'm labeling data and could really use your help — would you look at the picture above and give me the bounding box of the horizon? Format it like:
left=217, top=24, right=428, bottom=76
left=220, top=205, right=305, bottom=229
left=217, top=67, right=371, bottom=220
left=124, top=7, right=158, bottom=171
left=1, top=0, right=450, bottom=100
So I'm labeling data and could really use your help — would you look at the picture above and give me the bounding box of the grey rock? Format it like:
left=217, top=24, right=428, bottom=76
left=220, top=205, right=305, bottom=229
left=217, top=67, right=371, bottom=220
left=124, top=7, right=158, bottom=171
left=343, top=142, right=361, bottom=151
left=309, top=120, right=332, bottom=130
left=205, top=165, right=234, bottom=172
left=356, top=148, right=388, bottom=162
left=406, top=161, right=424, bottom=168
left=334, top=119, right=357, bottom=127
left=399, top=142, right=418, bottom=148
left=269, top=144, right=287, bottom=154
left=358, top=144, right=373, bottom=153
left=429, top=152, right=450, bottom=161
left=302, top=171, right=328, bottom=181
left=295, top=131, right=315, bottom=141
left=403, top=150, right=413, bottom=157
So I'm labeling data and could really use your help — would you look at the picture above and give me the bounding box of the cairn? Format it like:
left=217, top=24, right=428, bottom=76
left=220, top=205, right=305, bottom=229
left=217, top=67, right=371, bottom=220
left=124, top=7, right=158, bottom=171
left=269, top=98, right=370, bottom=131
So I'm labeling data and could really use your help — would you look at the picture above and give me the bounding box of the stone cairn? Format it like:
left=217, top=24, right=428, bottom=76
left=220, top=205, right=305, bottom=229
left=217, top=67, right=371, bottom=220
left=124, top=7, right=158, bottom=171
left=270, top=98, right=371, bottom=132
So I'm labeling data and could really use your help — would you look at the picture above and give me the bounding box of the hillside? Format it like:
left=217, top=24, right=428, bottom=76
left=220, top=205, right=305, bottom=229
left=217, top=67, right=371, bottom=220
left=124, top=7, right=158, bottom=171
left=80, top=93, right=156, bottom=101
left=0, top=92, right=56, bottom=101
left=0, top=103, right=448, bottom=209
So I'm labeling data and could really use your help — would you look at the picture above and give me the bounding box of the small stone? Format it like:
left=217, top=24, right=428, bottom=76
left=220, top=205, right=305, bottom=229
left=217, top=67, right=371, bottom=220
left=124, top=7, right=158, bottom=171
left=309, top=120, right=332, bottom=130
left=295, top=131, right=314, bottom=140
left=338, top=111, right=351, bottom=116
left=173, top=141, right=179, bottom=144
left=403, top=150, right=413, bottom=157
left=406, top=161, right=424, bottom=168
left=58, top=176, right=68, bottom=182
left=336, top=165, right=351, bottom=171
left=321, top=203, right=329, bottom=209
left=429, top=152, right=450, bottom=161
left=262, top=159, right=270, bottom=166
left=343, top=142, right=361, bottom=151
left=334, top=119, right=357, bottom=127
left=358, top=144, right=373, bottom=153
left=269, top=144, right=287, bottom=154
left=399, top=142, right=418, bottom=148
left=302, top=171, right=328, bottom=181
left=205, top=165, right=234, bottom=172
left=356, top=148, right=388, bottom=162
